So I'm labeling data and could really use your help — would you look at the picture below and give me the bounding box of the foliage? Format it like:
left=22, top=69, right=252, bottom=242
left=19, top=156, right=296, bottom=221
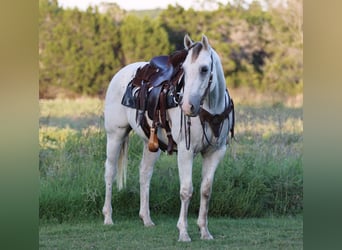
left=39, top=2, right=122, bottom=97
left=39, top=98, right=303, bottom=222
left=39, top=0, right=302, bottom=98
left=120, top=15, right=171, bottom=64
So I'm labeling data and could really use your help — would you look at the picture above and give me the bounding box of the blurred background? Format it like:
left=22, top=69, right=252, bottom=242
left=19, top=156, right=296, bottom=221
left=39, top=0, right=302, bottom=101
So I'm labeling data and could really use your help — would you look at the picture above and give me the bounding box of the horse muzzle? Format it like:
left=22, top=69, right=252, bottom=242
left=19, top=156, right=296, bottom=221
left=181, top=98, right=201, bottom=117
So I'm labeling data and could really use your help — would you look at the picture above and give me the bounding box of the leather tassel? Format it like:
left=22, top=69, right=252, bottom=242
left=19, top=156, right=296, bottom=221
left=148, top=127, right=159, bottom=152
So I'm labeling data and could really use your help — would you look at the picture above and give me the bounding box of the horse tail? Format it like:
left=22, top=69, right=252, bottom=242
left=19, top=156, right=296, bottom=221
left=117, top=136, right=129, bottom=190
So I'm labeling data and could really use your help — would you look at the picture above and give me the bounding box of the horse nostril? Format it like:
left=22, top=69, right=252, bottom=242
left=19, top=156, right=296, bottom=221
left=182, top=102, right=198, bottom=116
left=190, top=105, right=195, bottom=113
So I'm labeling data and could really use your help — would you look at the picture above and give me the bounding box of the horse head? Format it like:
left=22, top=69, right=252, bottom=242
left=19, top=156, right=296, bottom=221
left=181, top=34, right=213, bottom=117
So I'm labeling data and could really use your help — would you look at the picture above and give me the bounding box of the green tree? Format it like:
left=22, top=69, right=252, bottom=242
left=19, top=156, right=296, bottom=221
left=39, top=0, right=303, bottom=98
left=39, top=6, right=122, bottom=97
left=261, top=0, right=303, bottom=93
left=120, top=15, right=171, bottom=64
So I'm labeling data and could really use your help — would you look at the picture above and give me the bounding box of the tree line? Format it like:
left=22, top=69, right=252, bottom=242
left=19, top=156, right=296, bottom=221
left=39, top=0, right=302, bottom=98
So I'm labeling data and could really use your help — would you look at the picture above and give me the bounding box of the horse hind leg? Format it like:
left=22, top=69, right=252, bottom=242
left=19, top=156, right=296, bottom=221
left=102, top=129, right=130, bottom=225
left=139, top=142, right=160, bottom=226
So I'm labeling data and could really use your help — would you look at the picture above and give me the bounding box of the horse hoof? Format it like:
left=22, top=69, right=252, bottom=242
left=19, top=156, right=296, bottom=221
left=178, top=233, right=191, bottom=242
left=144, top=221, right=155, bottom=227
left=104, top=218, right=113, bottom=225
left=201, top=233, right=214, bottom=240
left=140, top=214, right=155, bottom=227
left=201, top=230, right=214, bottom=240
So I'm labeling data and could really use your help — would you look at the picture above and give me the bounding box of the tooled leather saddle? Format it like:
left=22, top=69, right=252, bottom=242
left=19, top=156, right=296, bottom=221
left=121, top=49, right=188, bottom=154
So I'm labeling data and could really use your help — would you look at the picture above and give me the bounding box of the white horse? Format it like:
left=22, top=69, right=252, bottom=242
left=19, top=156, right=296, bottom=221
left=102, top=34, right=234, bottom=242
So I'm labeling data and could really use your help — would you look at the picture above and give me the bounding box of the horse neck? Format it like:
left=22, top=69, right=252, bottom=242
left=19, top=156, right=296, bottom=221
left=202, top=50, right=227, bottom=115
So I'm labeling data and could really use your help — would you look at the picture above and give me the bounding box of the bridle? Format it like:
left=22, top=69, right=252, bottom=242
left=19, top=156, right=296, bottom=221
left=176, top=43, right=214, bottom=107
left=172, top=66, right=213, bottom=109
left=180, top=45, right=232, bottom=150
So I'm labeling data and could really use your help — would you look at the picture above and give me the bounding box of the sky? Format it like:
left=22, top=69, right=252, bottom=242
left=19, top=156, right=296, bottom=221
left=58, top=0, right=232, bottom=11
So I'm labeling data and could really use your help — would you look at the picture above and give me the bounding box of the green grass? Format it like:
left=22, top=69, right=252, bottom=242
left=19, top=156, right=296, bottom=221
left=39, top=215, right=303, bottom=249
left=39, top=97, right=303, bottom=221
left=39, top=97, right=104, bottom=130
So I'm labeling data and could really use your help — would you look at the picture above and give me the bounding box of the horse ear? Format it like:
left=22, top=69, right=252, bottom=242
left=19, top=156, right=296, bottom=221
left=184, top=34, right=193, bottom=49
left=201, top=34, right=210, bottom=50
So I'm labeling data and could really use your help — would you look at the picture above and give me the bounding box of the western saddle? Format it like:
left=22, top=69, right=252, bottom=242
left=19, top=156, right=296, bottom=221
left=121, top=49, right=188, bottom=154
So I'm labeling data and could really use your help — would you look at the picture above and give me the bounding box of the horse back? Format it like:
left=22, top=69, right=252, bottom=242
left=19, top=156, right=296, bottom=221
left=106, top=62, right=148, bottom=104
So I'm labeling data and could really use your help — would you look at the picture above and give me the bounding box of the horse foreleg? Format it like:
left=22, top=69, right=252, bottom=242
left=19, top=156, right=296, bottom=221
left=102, top=131, right=126, bottom=225
left=139, top=142, right=160, bottom=226
left=177, top=148, right=194, bottom=242
left=197, top=146, right=226, bottom=240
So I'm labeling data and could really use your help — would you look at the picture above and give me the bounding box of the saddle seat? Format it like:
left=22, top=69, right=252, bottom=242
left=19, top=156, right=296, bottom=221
left=150, top=55, right=172, bottom=72
left=149, top=56, right=174, bottom=88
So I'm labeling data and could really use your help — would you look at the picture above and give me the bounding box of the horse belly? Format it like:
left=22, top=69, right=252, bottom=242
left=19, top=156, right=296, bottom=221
left=126, top=110, right=170, bottom=145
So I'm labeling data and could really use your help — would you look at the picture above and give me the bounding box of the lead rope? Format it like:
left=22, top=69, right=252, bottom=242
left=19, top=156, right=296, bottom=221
left=179, top=76, right=191, bottom=151
left=184, top=114, right=191, bottom=150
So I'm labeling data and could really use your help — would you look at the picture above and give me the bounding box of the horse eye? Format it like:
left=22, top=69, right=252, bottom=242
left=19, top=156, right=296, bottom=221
left=200, top=66, right=209, bottom=74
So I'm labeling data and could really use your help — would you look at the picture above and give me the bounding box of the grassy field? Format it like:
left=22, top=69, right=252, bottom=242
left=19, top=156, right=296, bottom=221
left=39, top=94, right=303, bottom=248
left=39, top=215, right=303, bottom=249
